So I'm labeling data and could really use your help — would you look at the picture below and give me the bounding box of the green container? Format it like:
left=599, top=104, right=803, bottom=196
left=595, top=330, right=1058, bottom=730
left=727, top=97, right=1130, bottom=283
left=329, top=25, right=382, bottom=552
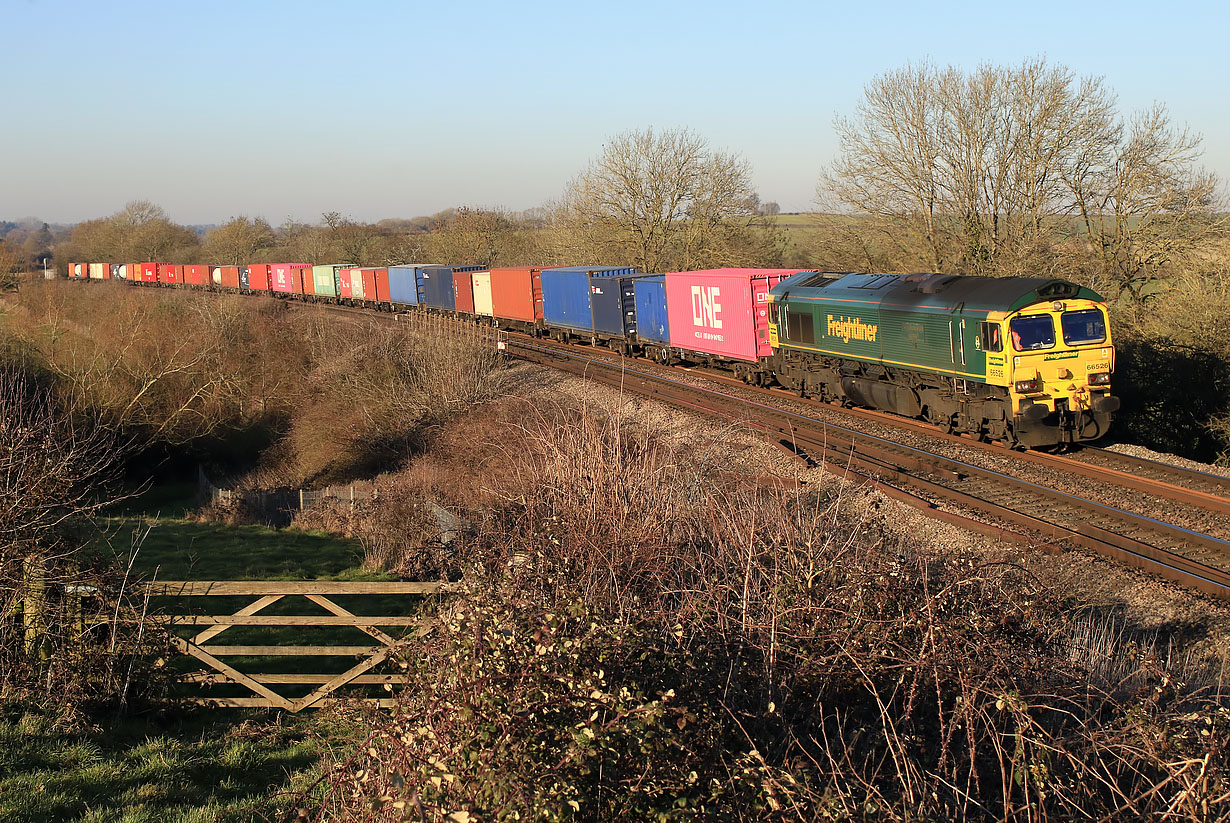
left=312, top=264, right=340, bottom=298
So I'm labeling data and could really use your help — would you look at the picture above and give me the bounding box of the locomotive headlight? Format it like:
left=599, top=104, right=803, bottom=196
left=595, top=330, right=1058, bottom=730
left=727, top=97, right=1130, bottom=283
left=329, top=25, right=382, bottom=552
left=1088, top=372, right=1111, bottom=386
left=1014, top=378, right=1040, bottom=393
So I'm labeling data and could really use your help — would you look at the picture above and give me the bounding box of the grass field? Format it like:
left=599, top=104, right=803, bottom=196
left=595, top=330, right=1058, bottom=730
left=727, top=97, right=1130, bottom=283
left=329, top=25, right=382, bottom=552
left=0, top=487, right=391, bottom=822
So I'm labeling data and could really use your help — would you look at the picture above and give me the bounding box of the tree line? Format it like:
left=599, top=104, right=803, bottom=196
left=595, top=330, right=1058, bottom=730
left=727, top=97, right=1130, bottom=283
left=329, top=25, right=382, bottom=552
left=5, top=57, right=1222, bottom=307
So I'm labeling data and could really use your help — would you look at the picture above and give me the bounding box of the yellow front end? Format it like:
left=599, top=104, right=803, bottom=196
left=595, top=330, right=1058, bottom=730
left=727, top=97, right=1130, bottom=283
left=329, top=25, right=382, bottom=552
left=1000, top=299, right=1118, bottom=445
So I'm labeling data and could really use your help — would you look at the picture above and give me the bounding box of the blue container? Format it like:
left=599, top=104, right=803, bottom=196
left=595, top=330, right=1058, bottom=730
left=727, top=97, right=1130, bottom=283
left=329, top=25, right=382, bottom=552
left=634, top=275, right=670, bottom=344
left=589, top=274, right=641, bottom=336
left=541, top=269, right=595, bottom=332
left=388, top=265, right=426, bottom=306
left=542, top=266, right=638, bottom=334
left=420, top=266, right=456, bottom=310
left=415, top=266, right=484, bottom=310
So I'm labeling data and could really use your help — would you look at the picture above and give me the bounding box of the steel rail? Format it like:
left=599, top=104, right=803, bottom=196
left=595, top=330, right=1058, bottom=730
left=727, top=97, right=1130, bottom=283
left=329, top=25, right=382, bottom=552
left=509, top=337, right=1230, bottom=601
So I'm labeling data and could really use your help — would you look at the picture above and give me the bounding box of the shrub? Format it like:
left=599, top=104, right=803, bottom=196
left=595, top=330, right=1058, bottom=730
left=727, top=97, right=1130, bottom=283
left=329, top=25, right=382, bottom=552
left=307, top=403, right=1228, bottom=821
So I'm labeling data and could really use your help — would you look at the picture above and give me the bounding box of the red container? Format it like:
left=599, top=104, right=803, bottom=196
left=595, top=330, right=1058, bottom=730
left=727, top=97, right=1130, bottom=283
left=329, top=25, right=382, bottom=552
left=359, top=268, right=378, bottom=300
left=248, top=264, right=272, bottom=291
left=489, top=267, right=544, bottom=323
left=665, top=269, right=809, bottom=362
left=373, top=268, right=391, bottom=303
left=139, top=262, right=160, bottom=282
left=337, top=268, right=355, bottom=298
left=160, top=264, right=182, bottom=285
left=214, top=266, right=240, bottom=289
left=453, top=270, right=475, bottom=314
left=183, top=264, right=209, bottom=286
left=272, top=263, right=307, bottom=294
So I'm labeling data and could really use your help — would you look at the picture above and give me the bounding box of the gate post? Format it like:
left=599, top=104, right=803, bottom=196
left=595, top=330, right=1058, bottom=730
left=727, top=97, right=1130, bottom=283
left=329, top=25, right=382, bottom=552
left=22, top=556, right=47, bottom=662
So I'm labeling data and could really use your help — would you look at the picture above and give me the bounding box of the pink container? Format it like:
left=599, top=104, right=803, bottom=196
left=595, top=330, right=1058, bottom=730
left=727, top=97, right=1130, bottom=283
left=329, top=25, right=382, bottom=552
left=665, top=269, right=811, bottom=362
left=272, top=263, right=309, bottom=294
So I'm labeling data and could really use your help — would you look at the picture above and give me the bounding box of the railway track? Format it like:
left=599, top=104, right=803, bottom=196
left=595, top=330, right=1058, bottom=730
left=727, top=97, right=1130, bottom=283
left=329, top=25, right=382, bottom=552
left=508, top=335, right=1230, bottom=601
left=299, top=301, right=1230, bottom=600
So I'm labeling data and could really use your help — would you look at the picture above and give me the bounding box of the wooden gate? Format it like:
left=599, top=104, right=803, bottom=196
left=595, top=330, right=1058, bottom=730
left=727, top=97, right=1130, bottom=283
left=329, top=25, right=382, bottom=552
left=148, top=580, right=450, bottom=712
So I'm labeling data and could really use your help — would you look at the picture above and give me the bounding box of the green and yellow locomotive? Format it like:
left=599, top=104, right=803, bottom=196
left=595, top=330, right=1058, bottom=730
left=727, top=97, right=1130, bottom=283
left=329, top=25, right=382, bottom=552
left=767, top=272, right=1119, bottom=448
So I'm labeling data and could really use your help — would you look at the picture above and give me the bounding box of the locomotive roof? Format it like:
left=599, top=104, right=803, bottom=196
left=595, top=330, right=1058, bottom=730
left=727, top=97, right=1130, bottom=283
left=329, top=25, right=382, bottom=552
left=770, top=272, right=1104, bottom=313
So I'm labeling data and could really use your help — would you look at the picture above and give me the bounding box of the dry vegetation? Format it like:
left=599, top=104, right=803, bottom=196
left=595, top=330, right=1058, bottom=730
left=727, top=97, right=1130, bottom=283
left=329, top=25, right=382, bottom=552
left=297, top=401, right=1229, bottom=822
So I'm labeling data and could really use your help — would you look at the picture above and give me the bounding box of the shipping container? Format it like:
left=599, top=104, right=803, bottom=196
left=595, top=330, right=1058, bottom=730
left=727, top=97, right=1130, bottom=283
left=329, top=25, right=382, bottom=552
left=67, top=263, right=84, bottom=279
left=633, top=276, right=670, bottom=344
left=239, top=266, right=250, bottom=290
left=271, top=263, right=308, bottom=294
left=453, top=270, right=475, bottom=314
left=420, top=266, right=455, bottom=310
left=160, top=264, right=182, bottom=285
left=110, top=263, right=136, bottom=280
left=665, top=269, right=811, bottom=362
left=359, top=268, right=380, bottom=303
left=588, top=273, right=641, bottom=337
left=387, top=265, right=426, bottom=306
left=472, top=271, right=493, bottom=316
left=139, top=262, right=160, bottom=282
left=211, top=266, right=240, bottom=289
left=340, top=267, right=374, bottom=300
left=373, top=268, right=391, bottom=303
left=337, top=267, right=355, bottom=299
left=247, top=264, right=271, bottom=291
left=311, top=264, right=341, bottom=298
left=183, top=264, right=210, bottom=286
left=541, top=267, right=639, bottom=336
left=488, top=267, right=545, bottom=324
left=541, top=268, right=595, bottom=333
left=88, top=262, right=109, bottom=280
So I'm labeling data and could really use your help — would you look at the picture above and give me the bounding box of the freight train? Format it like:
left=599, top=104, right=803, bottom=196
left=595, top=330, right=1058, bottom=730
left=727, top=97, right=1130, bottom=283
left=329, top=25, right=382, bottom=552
left=65, top=261, right=1118, bottom=448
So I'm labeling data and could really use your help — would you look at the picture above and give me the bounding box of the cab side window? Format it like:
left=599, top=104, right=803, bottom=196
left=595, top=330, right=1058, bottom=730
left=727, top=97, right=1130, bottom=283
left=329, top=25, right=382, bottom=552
left=980, top=322, right=1003, bottom=353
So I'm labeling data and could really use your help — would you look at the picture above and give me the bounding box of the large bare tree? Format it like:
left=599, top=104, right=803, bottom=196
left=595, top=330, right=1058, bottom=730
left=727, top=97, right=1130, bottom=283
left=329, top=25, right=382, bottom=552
left=821, top=58, right=1221, bottom=291
left=202, top=216, right=275, bottom=264
left=561, top=127, right=762, bottom=272
left=1063, top=104, right=1223, bottom=300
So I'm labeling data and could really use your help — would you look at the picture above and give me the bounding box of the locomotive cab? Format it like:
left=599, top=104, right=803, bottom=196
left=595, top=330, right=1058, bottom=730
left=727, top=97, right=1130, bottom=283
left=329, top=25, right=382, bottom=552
left=997, top=297, right=1118, bottom=447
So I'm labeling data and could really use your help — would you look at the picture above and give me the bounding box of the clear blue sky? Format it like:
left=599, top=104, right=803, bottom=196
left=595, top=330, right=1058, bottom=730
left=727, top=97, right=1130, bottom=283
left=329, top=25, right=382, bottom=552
left=3, top=0, right=1227, bottom=225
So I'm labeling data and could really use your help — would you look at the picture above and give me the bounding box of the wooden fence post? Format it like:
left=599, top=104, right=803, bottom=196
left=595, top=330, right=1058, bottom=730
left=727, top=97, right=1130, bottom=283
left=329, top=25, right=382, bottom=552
left=22, top=556, right=46, bottom=662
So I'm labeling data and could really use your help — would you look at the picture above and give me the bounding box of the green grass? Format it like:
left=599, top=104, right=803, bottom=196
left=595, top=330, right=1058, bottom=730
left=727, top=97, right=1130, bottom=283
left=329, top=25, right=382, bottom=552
left=0, top=491, right=419, bottom=821
left=99, top=516, right=373, bottom=581
left=0, top=706, right=332, bottom=823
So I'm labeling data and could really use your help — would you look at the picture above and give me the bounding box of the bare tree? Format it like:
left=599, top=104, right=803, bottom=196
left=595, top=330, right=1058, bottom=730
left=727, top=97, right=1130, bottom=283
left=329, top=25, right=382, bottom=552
left=818, top=57, right=1225, bottom=290
left=823, top=62, right=949, bottom=271
left=323, top=213, right=380, bottom=265
left=424, top=207, right=518, bottom=267
left=1064, top=104, right=1225, bottom=300
left=0, top=240, right=19, bottom=291
left=561, top=127, right=760, bottom=272
left=202, top=216, right=275, bottom=264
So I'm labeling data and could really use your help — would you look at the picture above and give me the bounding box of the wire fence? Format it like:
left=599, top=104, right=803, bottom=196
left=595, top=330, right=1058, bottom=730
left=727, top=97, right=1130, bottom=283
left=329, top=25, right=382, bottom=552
left=395, top=309, right=507, bottom=350
left=198, top=468, right=376, bottom=524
